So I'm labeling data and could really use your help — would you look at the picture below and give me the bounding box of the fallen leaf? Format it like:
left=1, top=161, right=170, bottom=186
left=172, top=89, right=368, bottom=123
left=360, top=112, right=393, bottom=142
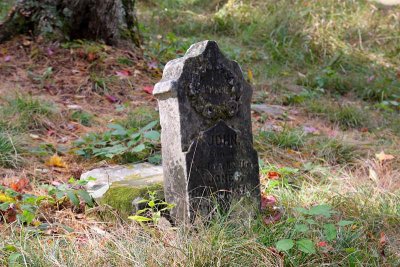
left=105, top=94, right=119, bottom=103
left=5, top=55, right=11, bottom=62
left=143, top=85, right=154, bottom=94
left=247, top=69, right=254, bottom=83
left=46, top=48, right=54, bottom=56
left=369, top=167, right=379, bottom=183
left=116, top=70, right=131, bottom=78
left=379, top=232, right=387, bottom=247
left=46, top=154, right=67, bottom=168
left=0, top=193, right=15, bottom=203
left=263, top=211, right=282, bottom=225
left=375, top=151, right=395, bottom=162
left=87, top=52, right=97, bottom=62
left=379, top=232, right=387, bottom=257
left=268, top=171, right=281, bottom=180
left=317, top=241, right=328, bottom=247
left=303, top=126, right=319, bottom=134
left=10, top=178, right=30, bottom=193
left=3, top=205, right=17, bottom=223
left=29, top=134, right=40, bottom=139
left=261, top=194, right=277, bottom=210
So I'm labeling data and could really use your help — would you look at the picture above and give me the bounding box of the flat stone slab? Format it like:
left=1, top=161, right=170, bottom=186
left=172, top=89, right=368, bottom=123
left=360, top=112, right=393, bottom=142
left=81, top=163, right=163, bottom=199
left=251, top=104, right=287, bottom=117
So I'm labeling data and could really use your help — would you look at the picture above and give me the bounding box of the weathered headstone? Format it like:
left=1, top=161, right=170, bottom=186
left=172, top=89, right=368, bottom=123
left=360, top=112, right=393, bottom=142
left=153, top=40, right=260, bottom=223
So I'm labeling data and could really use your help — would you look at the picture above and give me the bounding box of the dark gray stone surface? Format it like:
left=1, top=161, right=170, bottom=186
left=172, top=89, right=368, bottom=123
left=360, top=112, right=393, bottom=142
left=154, top=40, right=260, bottom=223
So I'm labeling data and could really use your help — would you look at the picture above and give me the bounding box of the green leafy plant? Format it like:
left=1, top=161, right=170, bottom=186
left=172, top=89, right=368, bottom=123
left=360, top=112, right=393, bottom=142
left=260, top=164, right=300, bottom=193
left=313, top=137, right=360, bottom=165
left=71, top=110, right=94, bottom=126
left=0, top=94, right=58, bottom=131
left=73, top=121, right=161, bottom=163
left=283, top=88, right=323, bottom=105
left=43, top=177, right=96, bottom=208
left=275, top=204, right=355, bottom=255
left=128, top=191, right=174, bottom=224
left=0, top=178, right=95, bottom=225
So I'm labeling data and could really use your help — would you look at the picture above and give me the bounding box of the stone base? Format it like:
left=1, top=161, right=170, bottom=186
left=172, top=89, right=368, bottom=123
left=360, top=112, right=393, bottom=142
left=81, top=163, right=164, bottom=217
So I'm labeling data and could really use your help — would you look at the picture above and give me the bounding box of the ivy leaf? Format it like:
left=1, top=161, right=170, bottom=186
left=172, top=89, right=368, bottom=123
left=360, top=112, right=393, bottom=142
left=295, top=224, right=309, bottom=233
left=323, top=223, right=337, bottom=241
left=276, top=239, right=294, bottom=252
left=144, top=130, right=160, bottom=141
left=55, top=191, right=65, bottom=200
left=66, top=191, right=80, bottom=206
left=140, top=120, right=158, bottom=132
left=18, top=210, right=35, bottom=224
left=132, top=144, right=146, bottom=153
left=77, top=190, right=94, bottom=207
left=297, top=239, right=316, bottom=254
left=108, top=124, right=127, bottom=136
left=308, top=204, right=333, bottom=218
left=148, top=154, right=162, bottom=165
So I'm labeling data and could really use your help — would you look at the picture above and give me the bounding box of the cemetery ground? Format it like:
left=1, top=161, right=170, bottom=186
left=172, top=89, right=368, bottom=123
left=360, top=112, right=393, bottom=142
left=0, top=0, right=399, bottom=266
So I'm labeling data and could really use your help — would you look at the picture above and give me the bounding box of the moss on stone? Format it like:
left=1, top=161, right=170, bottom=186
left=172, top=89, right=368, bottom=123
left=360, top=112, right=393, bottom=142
left=100, top=183, right=164, bottom=217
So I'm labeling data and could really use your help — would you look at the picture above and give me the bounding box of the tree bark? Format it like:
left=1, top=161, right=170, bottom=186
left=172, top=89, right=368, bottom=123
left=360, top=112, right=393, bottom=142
left=0, top=0, right=141, bottom=47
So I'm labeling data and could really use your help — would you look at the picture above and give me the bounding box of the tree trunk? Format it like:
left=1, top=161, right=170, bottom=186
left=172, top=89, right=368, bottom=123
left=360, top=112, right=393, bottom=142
left=0, top=0, right=141, bottom=47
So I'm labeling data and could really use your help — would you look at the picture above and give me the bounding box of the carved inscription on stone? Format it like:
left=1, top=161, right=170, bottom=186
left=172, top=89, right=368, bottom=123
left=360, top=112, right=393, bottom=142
left=186, top=65, right=242, bottom=121
left=185, top=121, right=256, bottom=215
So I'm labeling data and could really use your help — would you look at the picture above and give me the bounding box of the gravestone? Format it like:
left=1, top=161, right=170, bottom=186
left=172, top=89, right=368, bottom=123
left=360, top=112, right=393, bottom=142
left=153, top=40, right=260, bottom=223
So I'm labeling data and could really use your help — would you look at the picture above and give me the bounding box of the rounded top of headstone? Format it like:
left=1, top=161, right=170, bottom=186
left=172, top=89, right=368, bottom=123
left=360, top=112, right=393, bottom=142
left=153, top=40, right=226, bottom=98
left=185, top=40, right=220, bottom=58
left=153, top=40, right=250, bottom=122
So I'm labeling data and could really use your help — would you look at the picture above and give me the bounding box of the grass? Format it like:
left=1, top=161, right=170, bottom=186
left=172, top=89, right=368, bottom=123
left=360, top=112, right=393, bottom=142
left=138, top=0, right=399, bottom=92
left=0, top=94, right=58, bottom=131
left=307, top=100, right=370, bottom=130
left=0, top=220, right=280, bottom=266
left=0, top=131, right=21, bottom=168
left=119, top=106, right=160, bottom=130
left=0, top=94, right=57, bottom=167
left=313, top=137, right=360, bottom=165
left=259, top=128, right=306, bottom=150
left=1, top=175, right=398, bottom=266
